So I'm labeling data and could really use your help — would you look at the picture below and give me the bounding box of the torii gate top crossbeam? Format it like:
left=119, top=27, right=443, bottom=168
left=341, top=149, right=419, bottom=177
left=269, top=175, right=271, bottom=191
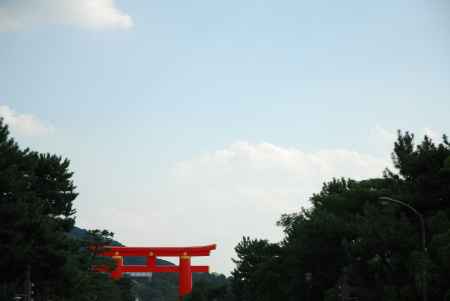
left=101, top=244, right=216, bottom=257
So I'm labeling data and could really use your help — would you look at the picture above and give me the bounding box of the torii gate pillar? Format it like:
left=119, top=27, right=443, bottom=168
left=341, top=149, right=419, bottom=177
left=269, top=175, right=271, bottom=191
left=179, top=254, right=192, bottom=297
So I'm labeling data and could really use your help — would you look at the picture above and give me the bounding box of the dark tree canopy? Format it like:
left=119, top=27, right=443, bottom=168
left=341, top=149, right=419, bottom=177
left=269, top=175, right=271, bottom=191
left=0, top=118, right=132, bottom=301
left=230, top=131, right=450, bottom=301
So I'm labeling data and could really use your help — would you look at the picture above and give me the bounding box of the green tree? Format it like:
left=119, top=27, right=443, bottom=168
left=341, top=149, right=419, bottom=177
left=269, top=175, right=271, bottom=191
left=0, top=118, right=134, bottom=300
left=0, top=118, right=77, bottom=299
left=231, top=237, right=283, bottom=301
left=186, top=273, right=234, bottom=301
left=230, top=131, right=450, bottom=301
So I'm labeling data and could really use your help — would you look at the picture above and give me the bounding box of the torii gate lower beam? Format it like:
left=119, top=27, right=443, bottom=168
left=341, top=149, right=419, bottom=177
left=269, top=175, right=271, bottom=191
left=95, top=244, right=216, bottom=299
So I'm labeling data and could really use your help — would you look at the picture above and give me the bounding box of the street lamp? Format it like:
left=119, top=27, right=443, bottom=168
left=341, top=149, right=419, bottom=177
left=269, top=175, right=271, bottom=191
left=378, top=196, right=427, bottom=301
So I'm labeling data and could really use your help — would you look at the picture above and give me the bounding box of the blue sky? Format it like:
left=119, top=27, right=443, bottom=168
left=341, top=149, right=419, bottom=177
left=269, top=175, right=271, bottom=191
left=1, top=0, right=449, bottom=274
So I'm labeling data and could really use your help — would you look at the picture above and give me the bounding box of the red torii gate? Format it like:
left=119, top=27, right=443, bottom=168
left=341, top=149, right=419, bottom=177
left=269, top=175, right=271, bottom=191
left=95, top=244, right=216, bottom=299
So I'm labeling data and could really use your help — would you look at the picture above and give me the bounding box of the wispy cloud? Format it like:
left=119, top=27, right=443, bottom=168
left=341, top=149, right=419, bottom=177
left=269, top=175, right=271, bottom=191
left=0, top=105, right=54, bottom=137
left=0, top=0, right=133, bottom=32
left=166, top=141, right=391, bottom=272
left=90, top=141, right=389, bottom=274
left=77, top=128, right=446, bottom=274
left=370, top=125, right=444, bottom=154
left=172, top=141, right=388, bottom=211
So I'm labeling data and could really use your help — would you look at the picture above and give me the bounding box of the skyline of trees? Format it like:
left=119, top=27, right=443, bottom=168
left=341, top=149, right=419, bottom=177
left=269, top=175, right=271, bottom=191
left=2, top=115, right=449, bottom=301
left=229, top=131, right=450, bottom=301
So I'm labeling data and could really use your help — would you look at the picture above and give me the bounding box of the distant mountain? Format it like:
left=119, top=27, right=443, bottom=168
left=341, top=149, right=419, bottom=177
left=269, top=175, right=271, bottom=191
left=69, top=226, right=123, bottom=246
left=69, top=226, right=174, bottom=266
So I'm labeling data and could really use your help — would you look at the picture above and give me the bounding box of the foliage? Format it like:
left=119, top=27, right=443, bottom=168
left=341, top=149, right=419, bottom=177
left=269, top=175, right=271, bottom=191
left=185, top=273, right=233, bottom=301
left=230, top=131, right=450, bottom=301
left=0, top=118, right=133, bottom=301
left=230, top=237, right=284, bottom=301
left=132, top=272, right=179, bottom=301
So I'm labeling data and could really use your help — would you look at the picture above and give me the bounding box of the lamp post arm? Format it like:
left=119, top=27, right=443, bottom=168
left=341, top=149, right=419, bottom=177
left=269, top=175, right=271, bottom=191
left=379, top=196, right=427, bottom=301
left=379, top=196, right=426, bottom=253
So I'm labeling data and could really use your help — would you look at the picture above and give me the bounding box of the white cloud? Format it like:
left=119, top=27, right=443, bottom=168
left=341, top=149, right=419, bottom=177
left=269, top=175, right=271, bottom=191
left=75, top=126, right=447, bottom=274
left=368, top=125, right=397, bottom=157
left=0, top=0, right=133, bottom=31
left=0, top=105, right=54, bottom=137
left=370, top=125, right=444, bottom=153
left=422, top=127, right=441, bottom=142
left=166, top=142, right=389, bottom=273
left=372, top=124, right=396, bottom=144
left=80, top=141, right=389, bottom=274
left=172, top=142, right=388, bottom=210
